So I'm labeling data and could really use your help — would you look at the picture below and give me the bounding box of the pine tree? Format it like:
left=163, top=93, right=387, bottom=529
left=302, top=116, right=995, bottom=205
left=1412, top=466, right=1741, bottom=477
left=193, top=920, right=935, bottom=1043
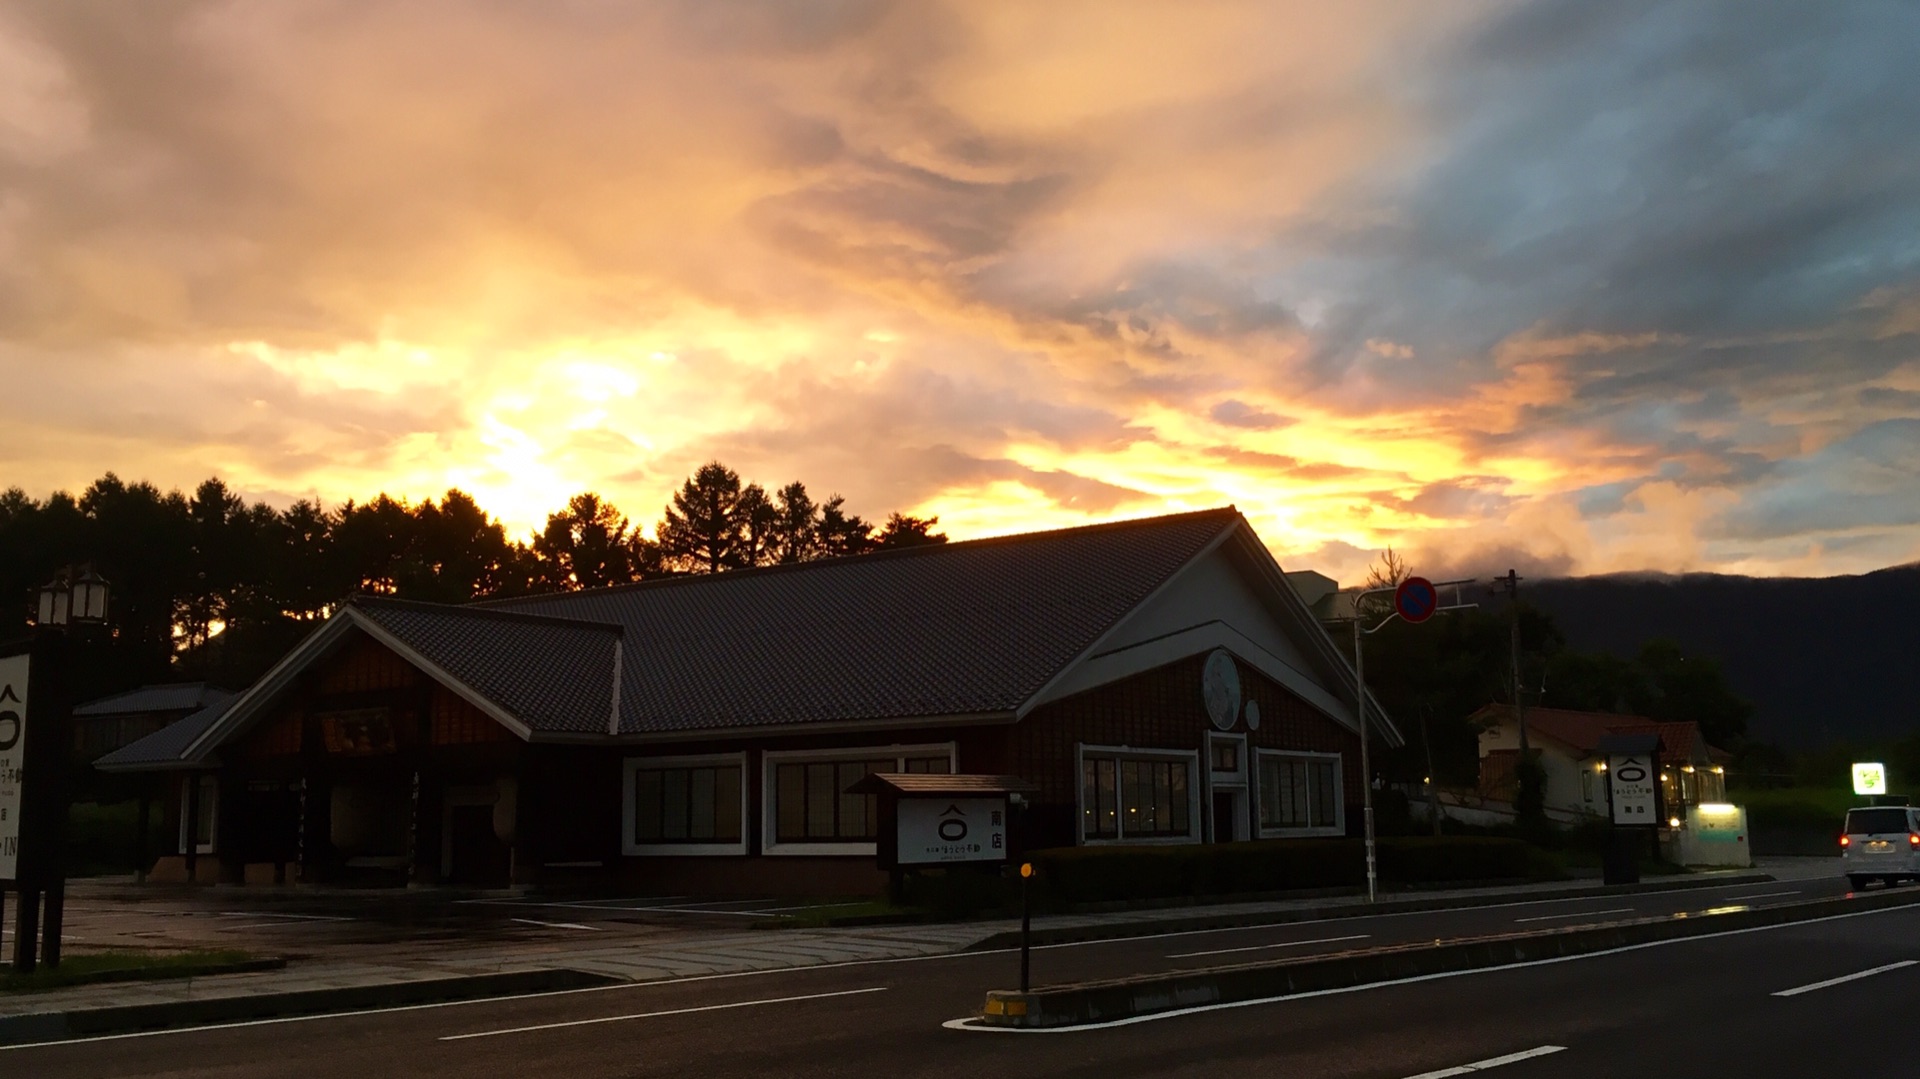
left=658, top=461, right=745, bottom=573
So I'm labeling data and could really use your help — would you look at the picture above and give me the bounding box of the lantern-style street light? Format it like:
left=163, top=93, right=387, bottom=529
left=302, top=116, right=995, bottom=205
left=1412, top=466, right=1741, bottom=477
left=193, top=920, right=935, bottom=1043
left=12, top=564, right=108, bottom=972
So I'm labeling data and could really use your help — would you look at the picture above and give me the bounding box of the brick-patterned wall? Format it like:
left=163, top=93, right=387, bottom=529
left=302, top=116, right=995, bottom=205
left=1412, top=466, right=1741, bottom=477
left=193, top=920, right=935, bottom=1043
left=316, top=634, right=423, bottom=695
left=432, top=686, right=516, bottom=745
left=1010, top=652, right=1363, bottom=836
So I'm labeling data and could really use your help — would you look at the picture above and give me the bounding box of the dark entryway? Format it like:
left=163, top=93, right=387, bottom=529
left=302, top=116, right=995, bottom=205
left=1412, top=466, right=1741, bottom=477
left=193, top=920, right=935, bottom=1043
left=447, top=803, right=511, bottom=887
left=1212, top=790, right=1236, bottom=842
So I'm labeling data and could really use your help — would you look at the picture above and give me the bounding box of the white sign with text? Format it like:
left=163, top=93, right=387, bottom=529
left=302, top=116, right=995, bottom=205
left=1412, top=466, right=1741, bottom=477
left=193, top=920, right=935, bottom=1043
left=0, top=653, right=29, bottom=881
left=897, top=797, right=1007, bottom=865
left=1608, top=753, right=1658, bottom=826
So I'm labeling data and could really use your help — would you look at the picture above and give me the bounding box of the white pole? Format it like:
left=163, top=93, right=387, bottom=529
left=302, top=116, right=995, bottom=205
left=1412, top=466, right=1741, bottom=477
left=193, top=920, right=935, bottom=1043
left=1354, top=614, right=1376, bottom=903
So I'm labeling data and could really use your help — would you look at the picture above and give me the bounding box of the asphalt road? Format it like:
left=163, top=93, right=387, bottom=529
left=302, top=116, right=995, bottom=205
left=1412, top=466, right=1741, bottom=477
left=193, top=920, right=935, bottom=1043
left=8, top=872, right=1907, bottom=1078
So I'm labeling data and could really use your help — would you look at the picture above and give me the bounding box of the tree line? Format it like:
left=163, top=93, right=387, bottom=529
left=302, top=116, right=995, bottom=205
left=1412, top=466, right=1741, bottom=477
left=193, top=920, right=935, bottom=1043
left=0, top=463, right=945, bottom=692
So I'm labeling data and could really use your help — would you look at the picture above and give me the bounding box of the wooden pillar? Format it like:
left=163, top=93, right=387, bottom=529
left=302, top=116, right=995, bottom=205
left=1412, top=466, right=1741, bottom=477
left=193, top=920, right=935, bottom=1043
left=133, top=788, right=151, bottom=883
left=182, top=774, right=202, bottom=884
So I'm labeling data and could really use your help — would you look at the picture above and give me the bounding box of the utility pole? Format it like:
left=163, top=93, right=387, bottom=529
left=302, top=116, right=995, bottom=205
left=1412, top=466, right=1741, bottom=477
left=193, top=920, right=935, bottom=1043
left=1501, top=569, right=1530, bottom=761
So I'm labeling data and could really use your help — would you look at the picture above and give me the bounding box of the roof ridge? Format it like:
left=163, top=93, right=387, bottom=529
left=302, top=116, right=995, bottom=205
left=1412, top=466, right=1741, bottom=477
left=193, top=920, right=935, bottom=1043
left=476, top=505, right=1241, bottom=609
left=348, top=594, right=624, bottom=634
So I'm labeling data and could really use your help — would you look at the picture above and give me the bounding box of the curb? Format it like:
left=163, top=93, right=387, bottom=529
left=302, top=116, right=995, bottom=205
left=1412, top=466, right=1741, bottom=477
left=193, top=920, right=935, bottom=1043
left=0, top=968, right=622, bottom=1047
left=965, top=871, right=1775, bottom=951
left=977, top=887, right=1920, bottom=1028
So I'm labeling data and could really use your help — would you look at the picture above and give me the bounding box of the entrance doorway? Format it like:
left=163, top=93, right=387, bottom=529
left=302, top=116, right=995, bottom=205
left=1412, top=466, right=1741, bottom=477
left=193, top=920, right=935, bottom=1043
left=446, top=803, right=510, bottom=887
left=1211, top=787, right=1248, bottom=842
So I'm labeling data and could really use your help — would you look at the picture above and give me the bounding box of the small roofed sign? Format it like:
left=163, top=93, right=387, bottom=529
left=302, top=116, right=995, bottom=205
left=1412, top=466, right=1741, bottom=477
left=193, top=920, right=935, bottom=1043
left=0, top=653, right=28, bottom=881
left=1853, top=762, right=1888, bottom=797
left=897, top=797, right=1008, bottom=865
left=1609, top=752, right=1658, bottom=826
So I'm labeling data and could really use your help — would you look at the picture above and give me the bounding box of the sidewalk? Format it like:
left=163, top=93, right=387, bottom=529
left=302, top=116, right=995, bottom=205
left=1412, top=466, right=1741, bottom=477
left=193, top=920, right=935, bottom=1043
left=0, top=858, right=1828, bottom=1033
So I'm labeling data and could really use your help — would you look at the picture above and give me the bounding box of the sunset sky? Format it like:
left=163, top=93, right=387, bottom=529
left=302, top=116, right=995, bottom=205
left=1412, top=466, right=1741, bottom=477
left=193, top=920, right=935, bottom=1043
left=3, top=1, right=1916, bottom=583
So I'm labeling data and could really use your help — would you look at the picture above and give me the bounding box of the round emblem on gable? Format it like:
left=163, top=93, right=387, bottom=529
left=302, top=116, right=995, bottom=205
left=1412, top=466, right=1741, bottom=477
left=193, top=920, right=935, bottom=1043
left=1244, top=699, right=1261, bottom=731
left=1202, top=649, right=1241, bottom=731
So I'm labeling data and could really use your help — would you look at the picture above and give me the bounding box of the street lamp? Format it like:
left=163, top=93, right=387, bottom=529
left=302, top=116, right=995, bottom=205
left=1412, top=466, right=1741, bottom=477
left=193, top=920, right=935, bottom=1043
left=33, top=566, right=109, bottom=630
left=69, top=569, right=110, bottom=625
left=35, top=573, right=70, bottom=627
left=12, top=565, right=107, bottom=972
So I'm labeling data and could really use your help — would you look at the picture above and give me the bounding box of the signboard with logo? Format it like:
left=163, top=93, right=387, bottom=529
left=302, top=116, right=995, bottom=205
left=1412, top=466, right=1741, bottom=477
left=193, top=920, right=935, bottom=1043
left=0, top=652, right=29, bottom=882
left=896, top=797, right=1008, bottom=865
left=1608, top=753, right=1658, bottom=826
left=1852, top=762, right=1888, bottom=797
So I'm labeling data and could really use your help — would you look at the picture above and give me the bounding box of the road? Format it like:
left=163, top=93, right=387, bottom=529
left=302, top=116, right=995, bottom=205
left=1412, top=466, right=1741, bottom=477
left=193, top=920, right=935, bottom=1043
left=7, top=873, right=1911, bottom=1078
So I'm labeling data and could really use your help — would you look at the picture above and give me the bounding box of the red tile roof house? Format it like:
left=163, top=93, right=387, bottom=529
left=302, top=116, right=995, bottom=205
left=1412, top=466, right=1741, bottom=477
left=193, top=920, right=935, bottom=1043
left=1467, top=704, right=1731, bottom=826
left=95, top=509, right=1399, bottom=895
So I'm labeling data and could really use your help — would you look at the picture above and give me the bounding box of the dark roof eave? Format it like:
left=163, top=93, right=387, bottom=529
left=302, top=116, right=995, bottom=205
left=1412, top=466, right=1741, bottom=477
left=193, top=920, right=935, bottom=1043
left=532, top=709, right=1022, bottom=746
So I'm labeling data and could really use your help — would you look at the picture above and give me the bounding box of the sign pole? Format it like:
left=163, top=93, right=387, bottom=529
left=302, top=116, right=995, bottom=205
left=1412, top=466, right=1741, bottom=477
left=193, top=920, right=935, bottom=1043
left=1018, top=862, right=1033, bottom=993
left=1352, top=615, right=1376, bottom=904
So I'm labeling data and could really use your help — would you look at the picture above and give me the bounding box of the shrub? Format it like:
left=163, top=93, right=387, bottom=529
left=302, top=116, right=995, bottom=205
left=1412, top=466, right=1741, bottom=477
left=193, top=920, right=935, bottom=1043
left=1026, top=835, right=1559, bottom=907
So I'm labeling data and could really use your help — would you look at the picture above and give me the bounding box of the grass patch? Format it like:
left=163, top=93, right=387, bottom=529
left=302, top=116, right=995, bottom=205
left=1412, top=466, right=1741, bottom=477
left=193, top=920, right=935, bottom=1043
left=0, top=950, right=271, bottom=994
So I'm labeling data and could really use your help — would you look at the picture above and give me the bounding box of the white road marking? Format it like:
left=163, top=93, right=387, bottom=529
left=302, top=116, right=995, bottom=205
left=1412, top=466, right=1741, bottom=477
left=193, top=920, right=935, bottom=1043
left=1168, top=934, right=1370, bottom=959
left=215, top=912, right=352, bottom=921
left=1403, top=1044, right=1567, bottom=1078
left=1513, top=907, right=1634, bottom=923
left=939, top=899, right=1920, bottom=1034
left=1715, top=890, right=1800, bottom=902
left=1772, top=960, right=1917, bottom=997
left=0, top=880, right=1868, bottom=1052
left=437, top=987, right=889, bottom=1041
left=511, top=918, right=600, bottom=931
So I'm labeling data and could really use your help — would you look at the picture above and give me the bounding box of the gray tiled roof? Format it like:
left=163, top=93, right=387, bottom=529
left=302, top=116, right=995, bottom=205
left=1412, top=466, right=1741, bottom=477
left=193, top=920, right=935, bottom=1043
left=351, top=599, right=622, bottom=735
left=486, top=508, right=1240, bottom=735
left=75, top=682, right=233, bottom=717
left=94, top=696, right=237, bottom=770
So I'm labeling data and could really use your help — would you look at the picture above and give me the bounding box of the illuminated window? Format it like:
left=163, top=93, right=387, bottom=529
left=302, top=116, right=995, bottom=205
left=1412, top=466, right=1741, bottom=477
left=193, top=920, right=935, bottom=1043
left=1079, top=749, right=1194, bottom=842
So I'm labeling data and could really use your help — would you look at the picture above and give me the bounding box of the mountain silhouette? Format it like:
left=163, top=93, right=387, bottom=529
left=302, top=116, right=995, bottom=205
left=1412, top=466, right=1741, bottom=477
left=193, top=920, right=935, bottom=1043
left=1520, top=563, right=1920, bottom=747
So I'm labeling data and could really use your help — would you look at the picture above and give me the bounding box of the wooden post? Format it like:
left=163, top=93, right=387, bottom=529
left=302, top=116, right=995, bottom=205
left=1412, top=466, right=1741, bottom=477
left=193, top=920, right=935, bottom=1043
left=182, top=774, right=202, bottom=884
left=134, top=790, right=151, bottom=883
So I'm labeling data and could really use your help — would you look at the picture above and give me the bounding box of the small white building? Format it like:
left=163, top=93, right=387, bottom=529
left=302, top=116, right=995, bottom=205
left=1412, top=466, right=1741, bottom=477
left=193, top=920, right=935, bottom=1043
left=1472, top=704, right=1729, bottom=822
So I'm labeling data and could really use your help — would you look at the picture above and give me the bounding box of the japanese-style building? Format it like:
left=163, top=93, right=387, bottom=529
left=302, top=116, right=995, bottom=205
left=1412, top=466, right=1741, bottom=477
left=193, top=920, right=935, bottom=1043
left=96, top=508, right=1395, bottom=894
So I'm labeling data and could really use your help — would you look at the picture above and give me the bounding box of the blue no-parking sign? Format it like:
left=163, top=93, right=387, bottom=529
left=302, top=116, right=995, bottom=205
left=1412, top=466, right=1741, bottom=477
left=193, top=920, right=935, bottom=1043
left=1394, top=576, right=1438, bottom=624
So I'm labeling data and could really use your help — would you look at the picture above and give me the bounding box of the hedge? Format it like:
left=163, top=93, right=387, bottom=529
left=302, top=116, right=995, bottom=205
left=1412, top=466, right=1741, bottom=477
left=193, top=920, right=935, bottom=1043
left=1026, top=835, right=1561, bottom=906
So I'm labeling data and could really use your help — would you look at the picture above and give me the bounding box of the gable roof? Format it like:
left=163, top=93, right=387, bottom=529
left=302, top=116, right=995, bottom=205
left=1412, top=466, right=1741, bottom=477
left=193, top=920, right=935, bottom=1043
left=74, top=682, right=232, bottom=717
left=1472, top=703, right=1722, bottom=764
left=94, top=695, right=237, bottom=771
left=484, top=507, right=1245, bottom=735
left=148, top=507, right=1383, bottom=766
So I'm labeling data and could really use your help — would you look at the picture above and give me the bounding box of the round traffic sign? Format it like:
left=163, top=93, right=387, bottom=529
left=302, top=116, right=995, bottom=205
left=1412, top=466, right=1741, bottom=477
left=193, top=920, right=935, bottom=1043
left=1394, top=576, right=1438, bottom=624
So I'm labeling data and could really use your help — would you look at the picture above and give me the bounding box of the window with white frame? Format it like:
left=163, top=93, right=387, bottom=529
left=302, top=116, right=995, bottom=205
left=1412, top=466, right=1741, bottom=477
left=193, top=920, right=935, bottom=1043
left=623, top=754, right=748, bottom=855
left=1079, top=748, right=1196, bottom=842
left=1257, top=751, right=1342, bottom=834
left=764, top=744, right=953, bottom=852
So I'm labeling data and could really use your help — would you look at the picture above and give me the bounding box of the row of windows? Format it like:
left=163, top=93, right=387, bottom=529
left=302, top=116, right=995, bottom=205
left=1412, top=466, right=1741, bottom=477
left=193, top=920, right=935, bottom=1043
left=625, top=745, right=1342, bottom=852
left=628, top=751, right=950, bottom=847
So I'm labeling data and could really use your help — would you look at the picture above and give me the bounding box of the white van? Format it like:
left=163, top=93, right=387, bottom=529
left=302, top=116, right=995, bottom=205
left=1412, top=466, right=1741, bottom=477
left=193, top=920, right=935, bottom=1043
left=1841, top=806, right=1920, bottom=889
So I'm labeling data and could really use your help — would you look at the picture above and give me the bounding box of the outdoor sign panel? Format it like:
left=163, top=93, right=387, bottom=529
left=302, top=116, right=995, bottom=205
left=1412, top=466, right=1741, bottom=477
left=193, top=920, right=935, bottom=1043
left=1394, top=576, right=1439, bottom=624
left=0, top=652, right=28, bottom=881
left=897, top=797, right=1007, bottom=865
left=1852, top=762, right=1888, bottom=797
left=1608, top=753, right=1657, bottom=826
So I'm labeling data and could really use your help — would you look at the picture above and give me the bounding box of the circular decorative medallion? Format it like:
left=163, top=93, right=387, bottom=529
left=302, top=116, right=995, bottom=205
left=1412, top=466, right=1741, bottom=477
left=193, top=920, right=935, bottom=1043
left=1202, top=649, right=1241, bottom=731
left=1244, top=699, right=1261, bottom=731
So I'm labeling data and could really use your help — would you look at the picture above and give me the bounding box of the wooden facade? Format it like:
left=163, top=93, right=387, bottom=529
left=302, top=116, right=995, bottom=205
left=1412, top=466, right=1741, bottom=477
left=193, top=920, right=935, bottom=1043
left=155, top=630, right=1364, bottom=896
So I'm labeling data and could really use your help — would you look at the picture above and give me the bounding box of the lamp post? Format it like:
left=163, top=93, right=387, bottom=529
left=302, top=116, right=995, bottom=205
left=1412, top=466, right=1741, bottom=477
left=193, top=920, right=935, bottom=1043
left=12, top=565, right=109, bottom=971
left=1342, top=578, right=1477, bottom=903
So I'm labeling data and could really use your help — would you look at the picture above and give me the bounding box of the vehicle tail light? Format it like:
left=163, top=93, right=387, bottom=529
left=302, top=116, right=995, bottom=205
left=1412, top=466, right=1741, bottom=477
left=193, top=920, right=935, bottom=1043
left=1909, top=833, right=1918, bottom=848
left=1839, top=835, right=1851, bottom=848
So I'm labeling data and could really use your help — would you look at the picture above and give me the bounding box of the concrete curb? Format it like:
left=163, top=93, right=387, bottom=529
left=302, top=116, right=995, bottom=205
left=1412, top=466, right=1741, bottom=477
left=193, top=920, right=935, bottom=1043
left=965, top=871, right=1774, bottom=951
left=0, top=968, right=622, bottom=1047
left=977, top=887, right=1920, bottom=1028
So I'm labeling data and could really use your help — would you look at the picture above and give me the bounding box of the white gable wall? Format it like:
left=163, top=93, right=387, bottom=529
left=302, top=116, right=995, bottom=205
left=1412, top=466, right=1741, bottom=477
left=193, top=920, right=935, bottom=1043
left=1025, top=543, right=1361, bottom=732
